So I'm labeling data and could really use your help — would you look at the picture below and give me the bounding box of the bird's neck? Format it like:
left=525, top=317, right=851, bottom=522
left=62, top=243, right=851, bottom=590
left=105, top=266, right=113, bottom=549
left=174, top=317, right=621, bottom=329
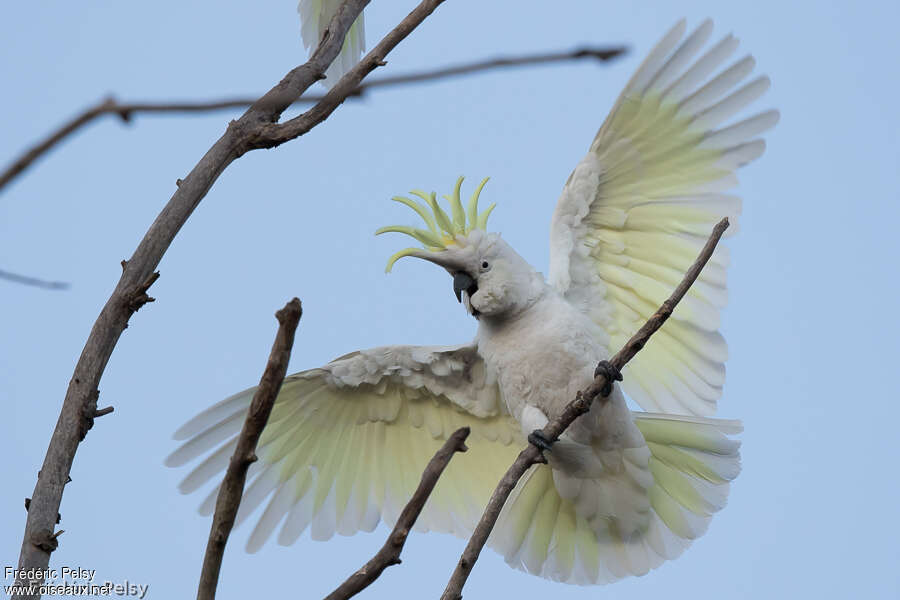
left=480, top=271, right=550, bottom=327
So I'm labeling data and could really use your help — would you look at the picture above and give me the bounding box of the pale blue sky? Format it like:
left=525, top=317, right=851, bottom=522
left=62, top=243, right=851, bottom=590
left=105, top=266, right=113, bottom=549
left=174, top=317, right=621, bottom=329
left=3, top=1, right=899, bottom=598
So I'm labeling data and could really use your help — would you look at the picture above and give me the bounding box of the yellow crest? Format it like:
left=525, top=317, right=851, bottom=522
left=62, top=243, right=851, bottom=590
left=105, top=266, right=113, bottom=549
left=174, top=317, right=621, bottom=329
left=376, top=176, right=495, bottom=272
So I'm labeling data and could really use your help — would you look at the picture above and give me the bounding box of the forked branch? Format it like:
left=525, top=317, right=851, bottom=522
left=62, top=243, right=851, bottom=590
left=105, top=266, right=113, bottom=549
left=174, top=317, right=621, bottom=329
left=440, top=217, right=731, bottom=600
left=13, top=1, right=453, bottom=597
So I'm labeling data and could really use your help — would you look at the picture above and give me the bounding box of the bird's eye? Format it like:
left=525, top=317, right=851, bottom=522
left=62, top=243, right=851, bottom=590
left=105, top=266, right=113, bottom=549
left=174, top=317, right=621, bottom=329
left=481, top=261, right=490, bottom=270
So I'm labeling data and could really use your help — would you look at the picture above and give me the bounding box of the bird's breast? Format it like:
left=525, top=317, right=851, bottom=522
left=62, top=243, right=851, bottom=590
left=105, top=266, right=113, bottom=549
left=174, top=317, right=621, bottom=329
left=477, top=296, right=606, bottom=422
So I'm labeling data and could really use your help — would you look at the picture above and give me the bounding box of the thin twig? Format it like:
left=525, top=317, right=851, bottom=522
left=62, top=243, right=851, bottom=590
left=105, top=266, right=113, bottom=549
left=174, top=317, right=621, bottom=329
left=197, top=298, right=302, bottom=600
left=0, top=98, right=116, bottom=193
left=349, top=45, right=625, bottom=89
left=324, top=427, right=471, bottom=600
left=13, top=0, right=426, bottom=596
left=440, top=218, right=731, bottom=600
left=0, top=268, right=69, bottom=290
left=0, top=46, right=625, bottom=193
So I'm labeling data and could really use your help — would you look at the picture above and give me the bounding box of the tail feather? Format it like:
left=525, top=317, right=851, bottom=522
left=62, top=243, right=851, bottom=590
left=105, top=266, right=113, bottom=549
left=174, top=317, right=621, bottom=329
left=635, top=412, right=741, bottom=539
left=489, top=412, right=741, bottom=584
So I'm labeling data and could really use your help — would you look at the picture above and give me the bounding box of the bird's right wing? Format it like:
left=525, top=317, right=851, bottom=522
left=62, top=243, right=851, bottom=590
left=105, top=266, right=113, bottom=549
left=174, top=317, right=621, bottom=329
left=298, top=0, right=366, bottom=87
left=166, top=342, right=523, bottom=551
left=168, top=343, right=741, bottom=585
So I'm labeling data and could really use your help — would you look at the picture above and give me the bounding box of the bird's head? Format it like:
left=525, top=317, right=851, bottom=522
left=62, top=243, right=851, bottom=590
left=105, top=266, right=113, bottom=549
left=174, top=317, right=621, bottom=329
left=377, top=177, right=543, bottom=320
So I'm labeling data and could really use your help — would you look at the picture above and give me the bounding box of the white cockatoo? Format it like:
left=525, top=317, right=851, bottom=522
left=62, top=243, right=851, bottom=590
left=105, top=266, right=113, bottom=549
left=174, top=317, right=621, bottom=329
left=168, top=20, right=777, bottom=584
left=298, top=0, right=366, bottom=87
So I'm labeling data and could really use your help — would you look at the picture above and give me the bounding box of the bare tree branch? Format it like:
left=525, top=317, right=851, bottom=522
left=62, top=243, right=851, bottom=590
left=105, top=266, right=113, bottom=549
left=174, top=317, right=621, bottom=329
left=0, top=268, right=69, bottom=290
left=324, top=427, right=471, bottom=600
left=197, top=298, right=302, bottom=600
left=440, top=217, right=731, bottom=600
left=0, top=46, right=625, bottom=194
left=12, top=1, right=460, bottom=597
left=365, top=45, right=624, bottom=88
left=0, top=98, right=117, bottom=194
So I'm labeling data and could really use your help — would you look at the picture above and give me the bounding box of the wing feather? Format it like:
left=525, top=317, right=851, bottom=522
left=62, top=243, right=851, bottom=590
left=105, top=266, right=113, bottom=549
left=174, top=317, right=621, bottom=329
left=550, top=20, right=777, bottom=416
left=170, top=343, right=520, bottom=551
left=170, top=344, right=742, bottom=584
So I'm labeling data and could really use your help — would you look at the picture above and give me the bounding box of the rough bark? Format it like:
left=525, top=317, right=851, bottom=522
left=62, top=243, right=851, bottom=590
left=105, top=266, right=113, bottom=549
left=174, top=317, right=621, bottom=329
left=12, top=1, right=457, bottom=597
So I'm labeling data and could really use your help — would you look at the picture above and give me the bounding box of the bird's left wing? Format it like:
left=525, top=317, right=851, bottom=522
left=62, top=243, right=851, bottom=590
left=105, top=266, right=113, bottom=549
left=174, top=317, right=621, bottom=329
left=166, top=342, right=523, bottom=551
left=548, top=19, right=778, bottom=416
left=298, top=0, right=366, bottom=87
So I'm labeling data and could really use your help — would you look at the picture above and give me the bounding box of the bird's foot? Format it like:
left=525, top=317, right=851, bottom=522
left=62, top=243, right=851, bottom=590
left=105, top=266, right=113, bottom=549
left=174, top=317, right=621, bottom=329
left=594, top=360, right=623, bottom=397
left=528, top=430, right=554, bottom=452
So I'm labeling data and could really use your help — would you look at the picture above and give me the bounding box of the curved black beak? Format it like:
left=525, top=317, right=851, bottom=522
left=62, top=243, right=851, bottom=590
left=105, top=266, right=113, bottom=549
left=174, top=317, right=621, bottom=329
left=452, top=271, right=477, bottom=302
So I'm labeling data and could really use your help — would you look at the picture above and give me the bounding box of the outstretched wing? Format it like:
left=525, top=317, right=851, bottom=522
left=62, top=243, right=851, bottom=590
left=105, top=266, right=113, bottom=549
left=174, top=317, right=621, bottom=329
left=168, top=342, right=741, bottom=584
left=167, top=343, right=522, bottom=550
left=298, top=0, right=366, bottom=87
left=548, top=19, right=778, bottom=416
